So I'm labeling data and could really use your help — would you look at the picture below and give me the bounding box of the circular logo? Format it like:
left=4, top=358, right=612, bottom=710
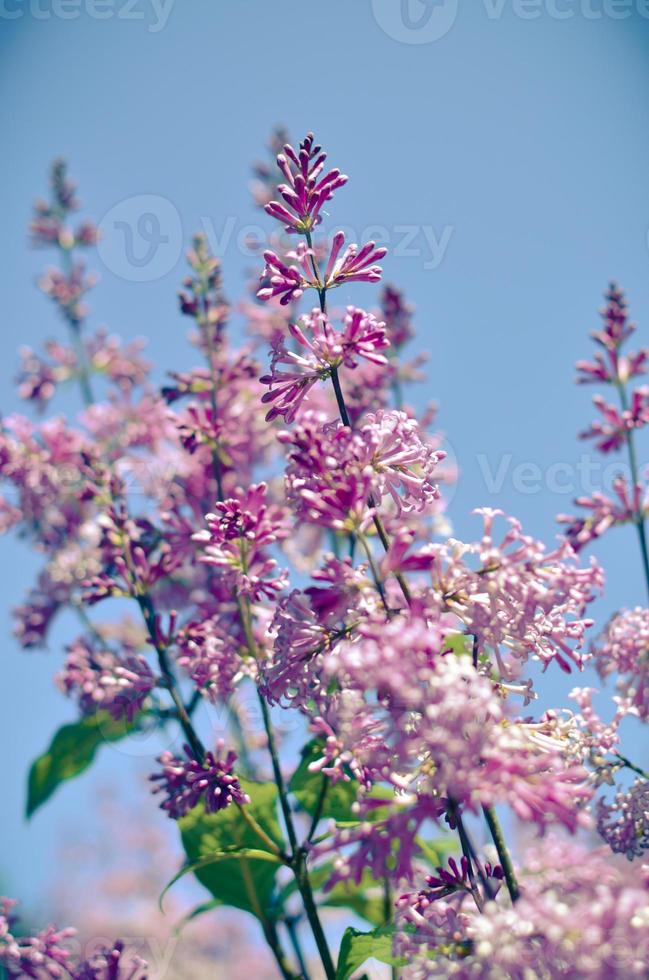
left=97, top=194, right=183, bottom=282
left=371, top=0, right=459, bottom=43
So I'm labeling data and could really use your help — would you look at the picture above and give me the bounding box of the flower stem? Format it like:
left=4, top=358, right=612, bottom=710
left=285, top=915, right=310, bottom=979
left=483, top=805, right=520, bottom=902
left=448, top=800, right=485, bottom=912
left=257, top=690, right=336, bottom=979
left=236, top=802, right=288, bottom=862
left=329, top=367, right=412, bottom=606
left=618, top=382, right=649, bottom=601
left=614, top=752, right=649, bottom=780
left=293, top=852, right=337, bottom=980
left=261, top=917, right=301, bottom=980
left=136, top=593, right=206, bottom=762
left=306, top=776, right=329, bottom=843
left=60, top=246, right=94, bottom=407
left=358, top=531, right=391, bottom=615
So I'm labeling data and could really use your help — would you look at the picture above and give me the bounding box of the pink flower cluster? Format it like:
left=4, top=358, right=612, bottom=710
left=150, top=743, right=249, bottom=820
left=260, top=307, right=389, bottom=422
left=0, top=898, right=146, bottom=979
left=591, top=607, right=649, bottom=720
left=561, top=283, right=649, bottom=548
left=597, top=779, right=649, bottom=860
left=263, top=131, right=348, bottom=233
left=395, top=840, right=649, bottom=977
left=56, top=635, right=156, bottom=721
left=4, top=139, right=649, bottom=978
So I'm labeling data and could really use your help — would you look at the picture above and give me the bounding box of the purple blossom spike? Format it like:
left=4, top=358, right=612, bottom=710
left=150, top=742, right=249, bottom=820
left=264, top=133, right=348, bottom=234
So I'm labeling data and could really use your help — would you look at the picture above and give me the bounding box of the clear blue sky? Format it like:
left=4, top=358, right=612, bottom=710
left=1, top=0, right=649, bottom=911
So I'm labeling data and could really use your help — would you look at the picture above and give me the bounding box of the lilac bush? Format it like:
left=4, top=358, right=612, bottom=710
left=1, top=133, right=648, bottom=978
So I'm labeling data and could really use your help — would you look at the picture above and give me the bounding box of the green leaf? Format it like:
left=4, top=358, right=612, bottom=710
left=335, top=926, right=406, bottom=980
left=323, top=870, right=387, bottom=927
left=290, top=740, right=358, bottom=823
left=442, top=632, right=473, bottom=656
left=160, top=848, right=282, bottom=910
left=26, top=711, right=137, bottom=817
left=415, top=836, right=455, bottom=868
left=176, top=779, right=285, bottom=922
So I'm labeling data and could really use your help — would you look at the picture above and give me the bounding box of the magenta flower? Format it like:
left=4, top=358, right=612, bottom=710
left=257, top=235, right=387, bottom=305
left=259, top=333, right=330, bottom=423
left=322, top=231, right=387, bottom=289
left=336, top=307, right=390, bottom=366
left=394, top=839, right=649, bottom=976
left=428, top=508, right=603, bottom=677
left=150, top=742, right=249, bottom=819
left=580, top=387, right=649, bottom=453
left=380, top=283, right=415, bottom=348
left=264, top=132, right=348, bottom=233
left=257, top=246, right=312, bottom=305
left=557, top=476, right=642, bottom=551
left=597, top=778, right=649, bottom=860
left=175, top=616, right=247, bottom=703
left=398, top=856, right=503, bottom=913
left=73, top=942, right=148, bottom=980
left=194, top=483, right=288, bottom=599
left=0, top=898, right=75, bottom=979
left=358, top=410, right=445, bottom=513
left=262, top=559, right=369, bottom=706
left=56, top=636, right=156, bottom=721
left=576, top=282, right=647, bottom=386
left=591, top=607, right=649, bottom=721
left=260, top=307, right=389, bottom=422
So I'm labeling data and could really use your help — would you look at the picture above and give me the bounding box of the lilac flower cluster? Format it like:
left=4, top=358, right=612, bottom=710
left=3, top=137, right=649, bottom=978
left=0, top=899, right=146, bottom=979
left=150, top=743, right=249, bottom=819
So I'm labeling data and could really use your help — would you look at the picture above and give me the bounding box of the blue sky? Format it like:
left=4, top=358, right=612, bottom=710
left=1, top=0, right=649, bottom=913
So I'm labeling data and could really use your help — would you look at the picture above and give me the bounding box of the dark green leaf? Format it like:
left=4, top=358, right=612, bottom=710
left=176, top=779, right=285, bottom=921
left=27, top=711, right=136, bottom=817
left=335, top=926, right=406, bottom=980
left=160, top=848, right=282, bottom=910
left=290, top=741, right=358, bottom=823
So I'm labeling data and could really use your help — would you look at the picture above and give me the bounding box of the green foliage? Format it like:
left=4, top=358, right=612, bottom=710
left=335, top=926, right=406, bottom=980
left=174, top=779, right=285, bottom=922
left=442, top=632, right=473, bottom=657
left=26, top=711, right=136, bottom=817
left=289, top=740, right=358, bottom=822
left=415, top=835, right=456, bottom=868
left=323, top=870, right=387, bottom=927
